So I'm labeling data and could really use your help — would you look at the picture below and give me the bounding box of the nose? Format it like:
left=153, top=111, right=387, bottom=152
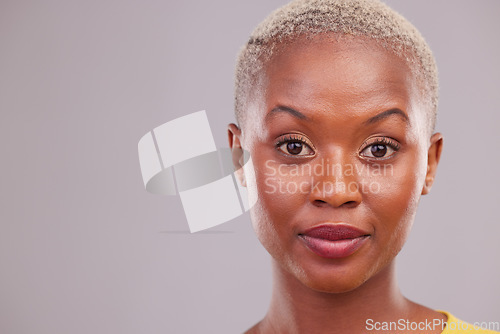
left=308, top=154, right=363, bottom=208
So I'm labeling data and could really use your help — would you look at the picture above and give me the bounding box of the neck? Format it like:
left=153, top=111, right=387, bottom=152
left=260, top=260, right=414, bottom=334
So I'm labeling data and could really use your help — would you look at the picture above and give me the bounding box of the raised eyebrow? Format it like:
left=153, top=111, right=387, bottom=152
left=363, top=108, right=409, bottom=125
left=266, top=106, right=308, bottom=121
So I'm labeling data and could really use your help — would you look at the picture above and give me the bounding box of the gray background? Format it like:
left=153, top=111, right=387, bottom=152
left=1, top=0, right=499, bottom=333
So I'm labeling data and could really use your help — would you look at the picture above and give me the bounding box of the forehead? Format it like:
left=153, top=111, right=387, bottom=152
left=258, top=35, right=420, bottom=123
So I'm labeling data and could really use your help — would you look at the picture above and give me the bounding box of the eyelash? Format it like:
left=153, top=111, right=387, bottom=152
left=275, top=134, right=315, bottom=155
left=362, top=137, right=401, bottom=151
left=359, top=136, right=401, bottom=160
left=275, top=134, right=307, bottom=146
left=274, top=134, right=400, bottom=159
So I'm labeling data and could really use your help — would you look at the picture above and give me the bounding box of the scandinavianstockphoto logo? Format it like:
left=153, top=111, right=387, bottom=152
left=138, top=110, right=254, bottom=233
left=138, top=110, right=393, bottom=232
left=263, top=159, right=394, bottom=195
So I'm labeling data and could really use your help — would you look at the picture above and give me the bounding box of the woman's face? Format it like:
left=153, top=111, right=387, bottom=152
left=231, top=36, right=442, bottom=293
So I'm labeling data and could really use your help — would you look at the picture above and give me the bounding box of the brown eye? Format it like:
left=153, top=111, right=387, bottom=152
left=370, top=144, right=387, bottom=157
left=277, top=140, right=314, bottom=156
left=287, top=142, right=303, bottom=155
left=360, top=137, right=400, bottom=160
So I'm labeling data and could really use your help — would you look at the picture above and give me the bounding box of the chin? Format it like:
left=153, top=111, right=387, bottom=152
left=296, top=266, right=373, bottom=294
left=281, top=252, right=395, bottom=295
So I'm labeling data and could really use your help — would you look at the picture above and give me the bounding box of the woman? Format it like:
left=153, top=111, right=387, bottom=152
left=227, top=0, right=498, bottom=333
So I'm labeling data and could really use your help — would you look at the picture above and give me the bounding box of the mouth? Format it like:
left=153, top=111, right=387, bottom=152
left=298, top=223, right=370, bottom=259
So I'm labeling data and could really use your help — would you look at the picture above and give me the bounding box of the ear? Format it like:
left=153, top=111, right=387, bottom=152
left=227, top=123, right=246, bottom=187
left=421, top=133, right=443, bottom=195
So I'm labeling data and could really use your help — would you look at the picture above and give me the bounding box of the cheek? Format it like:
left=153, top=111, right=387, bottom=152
left=247, top=160, right=311, bottom=255
left=364, top=152, right=427, bottom=253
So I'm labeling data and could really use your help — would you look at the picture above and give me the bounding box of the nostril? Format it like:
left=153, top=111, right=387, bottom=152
left=313, top=199, right=327, bottom=206
left=343, top=201, right=358, bottom=208
left=313, top=199, right=359, bottom=208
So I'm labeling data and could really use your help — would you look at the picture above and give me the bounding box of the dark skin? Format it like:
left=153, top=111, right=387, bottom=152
left=228, top=35, right=444, bottom=334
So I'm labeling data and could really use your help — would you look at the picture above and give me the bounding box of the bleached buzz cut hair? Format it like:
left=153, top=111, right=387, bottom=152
left=234, top=0, right=438, bottom=131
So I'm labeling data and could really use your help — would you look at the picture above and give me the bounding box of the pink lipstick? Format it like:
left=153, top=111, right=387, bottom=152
left=299, top=224, right=370, bottom=259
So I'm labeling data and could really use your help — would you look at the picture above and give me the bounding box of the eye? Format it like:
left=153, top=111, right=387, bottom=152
left=359, top=137, right=400, bottom=159
left=276, top=134, right=315, bottom=156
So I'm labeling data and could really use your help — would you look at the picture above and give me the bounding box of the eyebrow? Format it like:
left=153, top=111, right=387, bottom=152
left=363, top=108, right=409, bottom=125
left=266, top=106, right=308, bottom=121
left=266, top=105, right=409, bottom=125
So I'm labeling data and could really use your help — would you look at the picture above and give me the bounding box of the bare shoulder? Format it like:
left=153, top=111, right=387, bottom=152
left=415, top=303, right=447, bottom=321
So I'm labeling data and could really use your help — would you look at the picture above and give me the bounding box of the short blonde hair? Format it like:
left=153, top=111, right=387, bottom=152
left=235, top=0, right=438, bottom=131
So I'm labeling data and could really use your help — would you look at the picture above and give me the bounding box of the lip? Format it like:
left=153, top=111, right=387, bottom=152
left=298, top=223, right=370, bottom=259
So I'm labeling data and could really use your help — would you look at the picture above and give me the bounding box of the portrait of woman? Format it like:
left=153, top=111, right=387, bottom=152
left=0, top=0, right=498, bottom=333
left=226, top=0, right=498, bottom=333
